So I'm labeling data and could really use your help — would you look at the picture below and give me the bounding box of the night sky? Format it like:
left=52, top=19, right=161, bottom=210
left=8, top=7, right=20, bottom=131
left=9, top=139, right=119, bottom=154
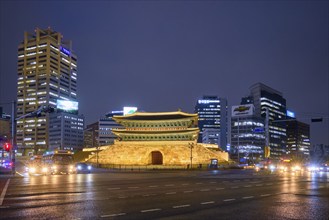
left=0, top=1, right=328, bottom=145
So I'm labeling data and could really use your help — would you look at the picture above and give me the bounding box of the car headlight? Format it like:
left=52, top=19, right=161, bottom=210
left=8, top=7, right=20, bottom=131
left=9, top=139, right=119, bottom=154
left=292, top=166, right=300, bottom=171
left=42, top=167, right=48, bottom=172
left=30, top=167, right=36, bottom=173
left=52, top=166, right=57, bottom=170
left=308, top=166, right=319, bottom=171
left=77, top=165, right=82, bottom=170
left=269, top=165, right=275, bottom=170
left=88, top=166, right=92, bottom=170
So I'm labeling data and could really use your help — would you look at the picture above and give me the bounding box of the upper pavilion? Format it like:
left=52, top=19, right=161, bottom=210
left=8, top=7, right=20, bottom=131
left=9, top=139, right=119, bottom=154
left=112, top=111, right=199, bottom=142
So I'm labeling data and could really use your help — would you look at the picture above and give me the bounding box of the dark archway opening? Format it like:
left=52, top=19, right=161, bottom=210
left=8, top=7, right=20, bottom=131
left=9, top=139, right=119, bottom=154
left=151, top=151, right=163, bottom=165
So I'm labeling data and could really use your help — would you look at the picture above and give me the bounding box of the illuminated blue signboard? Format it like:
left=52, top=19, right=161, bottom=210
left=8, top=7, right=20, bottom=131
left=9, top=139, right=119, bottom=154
left=60, top=46, right=70, bottom=56
left=287, top=110, right=295, bottom=118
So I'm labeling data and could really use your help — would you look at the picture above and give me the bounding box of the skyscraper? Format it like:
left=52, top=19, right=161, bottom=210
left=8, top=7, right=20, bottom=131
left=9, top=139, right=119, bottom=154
left=16, top=28, right=78, bottom=155
left=195, top=96, right=227, bottom=149
left=286, top=119, right=310, bottom=160
left=242, top=83, right=287, bottom=159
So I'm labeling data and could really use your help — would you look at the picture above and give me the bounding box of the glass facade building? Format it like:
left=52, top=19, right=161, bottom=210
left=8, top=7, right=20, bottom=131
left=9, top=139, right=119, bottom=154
left=243, top=83, right=287, bottom=159
left=195, top=96, right=227, bottom=150
left=231, top=111, right=266, bottom=163
left=286, top=119, right=310, bottom=160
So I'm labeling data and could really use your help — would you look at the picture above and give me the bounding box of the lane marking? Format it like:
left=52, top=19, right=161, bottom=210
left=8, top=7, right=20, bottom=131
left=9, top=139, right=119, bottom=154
left=16, top=172, right=24, bottom=177
left=201, top=201, right=215, bottom=205
left=242, top=196, right=254, bottom=199
left=184, top=190, right=193, bottom=193
left=118, top=196, right=127, bottom=199
left=108, top=187, right=120, bottom=190
left=173, top=204, right=190, bottom=208
left=141, top=208, right=161, bottom=213
left=261, top=194, right=271, bottom=197
left=128, top=186, right=139, bottom=189
left=244, top=185, right=252, bottom=188
left=216, top=188, right=225, bottom=190
left=166, top=192, right=176, bottom=195
left=0, top=179, right=10, bottom=206
left=0, top=206, right=9, bottom=209
left=223, top=198, right=235, bottom=202
left=143, top=194, right=156, bottom=197
left=165, top=184, right=174, bottom=187
left=149, top=185, right=158, bottom=188
left=101, top=213, right=126, bottom=218
left=200, top=189, right=210, bottom=192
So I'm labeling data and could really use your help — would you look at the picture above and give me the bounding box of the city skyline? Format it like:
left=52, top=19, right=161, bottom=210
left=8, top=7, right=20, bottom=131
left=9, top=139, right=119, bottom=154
left=0, top=1, right=328, bottom=145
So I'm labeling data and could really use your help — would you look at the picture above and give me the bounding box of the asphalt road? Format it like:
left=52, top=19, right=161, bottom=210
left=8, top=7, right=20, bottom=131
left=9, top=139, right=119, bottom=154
left=0, top=169, right=328, bottom=220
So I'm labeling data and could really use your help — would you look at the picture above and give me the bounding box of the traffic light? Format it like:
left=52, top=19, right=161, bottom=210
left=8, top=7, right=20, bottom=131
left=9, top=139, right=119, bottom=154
left=4, top=142, right=11, bottom=152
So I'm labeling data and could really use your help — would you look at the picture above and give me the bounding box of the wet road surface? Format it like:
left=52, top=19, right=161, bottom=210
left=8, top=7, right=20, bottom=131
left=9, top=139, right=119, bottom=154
left=0, top=169, right=328, bottom=219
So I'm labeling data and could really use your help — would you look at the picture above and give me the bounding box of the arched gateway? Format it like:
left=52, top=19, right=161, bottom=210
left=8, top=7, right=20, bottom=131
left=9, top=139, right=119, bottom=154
left=151, top=151, right=163, bottom=165
left=89, top=111, right=229, bottom=166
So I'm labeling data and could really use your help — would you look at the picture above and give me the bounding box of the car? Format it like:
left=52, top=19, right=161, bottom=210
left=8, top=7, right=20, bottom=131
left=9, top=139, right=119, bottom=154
left=319, top=164, right=329, bottom=172
left=1, top=159, right=12, bottom=169
left=76, top=163, right=92, bottom=173
left=26, top=164, right=49, bottom=176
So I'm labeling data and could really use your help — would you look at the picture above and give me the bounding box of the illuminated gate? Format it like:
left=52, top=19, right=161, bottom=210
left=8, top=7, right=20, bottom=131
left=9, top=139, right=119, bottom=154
left=151, top=151, right=163, bottom=165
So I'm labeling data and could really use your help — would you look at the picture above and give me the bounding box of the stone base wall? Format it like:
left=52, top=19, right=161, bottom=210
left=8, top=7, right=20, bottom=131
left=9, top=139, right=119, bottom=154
left=88, top=141, right=228, bottom=165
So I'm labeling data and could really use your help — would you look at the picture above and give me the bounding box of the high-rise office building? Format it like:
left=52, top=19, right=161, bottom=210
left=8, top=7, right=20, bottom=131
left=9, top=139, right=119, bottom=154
left=16, top=28, right=78, bottom=155
left=48, top=112, right=84, bottom=151
left=286, top=119, right=310, bottom=159
left=230, top=104, right=266, bottom=163
left=195, top=96, right=227, bottom=149
left=99, top=111, right=124, bottom=146
left=242, top=83, right=287, bottom=159
left=84, top=109, right=132, bottom=148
